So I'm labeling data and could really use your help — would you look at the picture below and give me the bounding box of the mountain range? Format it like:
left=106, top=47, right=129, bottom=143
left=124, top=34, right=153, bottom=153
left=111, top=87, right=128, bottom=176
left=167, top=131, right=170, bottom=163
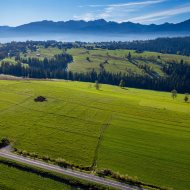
left=1, top=19, right=190, bottom=37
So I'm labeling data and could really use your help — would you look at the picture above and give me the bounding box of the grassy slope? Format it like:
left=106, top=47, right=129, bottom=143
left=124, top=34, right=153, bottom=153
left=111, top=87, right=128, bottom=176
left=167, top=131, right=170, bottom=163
left=20, top=47, right=63, bottom=60
left=20, top=47, right=190, bottom=77
left=0, top=164, right=72, bottom=190
left=67, top=48, right=190, bottom=76
left=0, top=80, right=190, bottom=190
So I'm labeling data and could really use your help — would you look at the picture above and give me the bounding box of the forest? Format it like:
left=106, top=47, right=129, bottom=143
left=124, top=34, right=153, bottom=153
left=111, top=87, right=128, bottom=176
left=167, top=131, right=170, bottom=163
left=0, top=38, right=190, bottom=93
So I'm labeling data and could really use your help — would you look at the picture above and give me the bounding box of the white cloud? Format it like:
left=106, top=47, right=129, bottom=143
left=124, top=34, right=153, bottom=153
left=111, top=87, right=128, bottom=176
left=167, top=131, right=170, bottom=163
left=129, top=4, right=190, bottom=23
left=80, top=0, right=165, bottom=8
left=73, top=13, right=96, bottom=21
left=74, top=0, right=167, bottom=22
left=110, top=0, right=165, bottom=7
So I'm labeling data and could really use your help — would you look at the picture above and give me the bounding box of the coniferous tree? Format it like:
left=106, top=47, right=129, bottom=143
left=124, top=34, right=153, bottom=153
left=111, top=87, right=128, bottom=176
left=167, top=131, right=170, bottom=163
left=184, top=93, right=189, bottom=102
left=171, top=89, right=178, bottom=99
left=119, top=79, right=125, bottom=88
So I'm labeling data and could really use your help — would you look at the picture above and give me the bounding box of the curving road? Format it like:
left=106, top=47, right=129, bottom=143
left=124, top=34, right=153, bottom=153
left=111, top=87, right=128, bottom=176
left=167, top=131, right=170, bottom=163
left=0, top=147, right=142, bottom=190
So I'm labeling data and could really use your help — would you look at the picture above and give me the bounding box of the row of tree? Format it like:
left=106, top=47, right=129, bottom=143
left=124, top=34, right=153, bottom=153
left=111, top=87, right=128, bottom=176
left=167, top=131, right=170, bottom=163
left=1, top=36, right=190, bottom=60
left=0, top=41, right=75, bottom=59
left=94, top=37, right=190, bottom=56
left=171, top=89, right=189, bottom=102
left=0, top=61, right=189, bottom=93
left=16, top=54, right=73, bottom=71
left=0, top=40, right=190, bottom=93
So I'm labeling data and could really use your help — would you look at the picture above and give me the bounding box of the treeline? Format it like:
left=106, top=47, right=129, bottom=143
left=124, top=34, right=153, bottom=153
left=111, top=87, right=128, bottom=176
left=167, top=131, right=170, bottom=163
left=0, top=40, right=190, bottom=93
left=0, top=53, right=73, bottom=78
left=95, top=37, right=190, bottom=56
left=1, top=37, right=190, bottom=60
left=0, top=41, right=75, bottom=59
left=16, top=53, right=73, bottom=70
left=0, top=63, right=190, bottom=93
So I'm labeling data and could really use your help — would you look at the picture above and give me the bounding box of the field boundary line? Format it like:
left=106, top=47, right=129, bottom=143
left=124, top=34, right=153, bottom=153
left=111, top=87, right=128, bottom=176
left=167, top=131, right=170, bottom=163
left=0, top=96, right=33, bottom=115
left=91, top=114, right=113, bottom=170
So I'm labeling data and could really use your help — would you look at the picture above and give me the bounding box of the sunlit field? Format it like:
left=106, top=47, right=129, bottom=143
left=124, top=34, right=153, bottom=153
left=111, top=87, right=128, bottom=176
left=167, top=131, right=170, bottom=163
left=0, top=80, right=190, bottom=189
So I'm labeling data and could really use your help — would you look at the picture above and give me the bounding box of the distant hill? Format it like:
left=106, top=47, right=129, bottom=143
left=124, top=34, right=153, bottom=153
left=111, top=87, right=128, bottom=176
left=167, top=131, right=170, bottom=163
left=1, top=19, right=190, bottom=37
left=0, top=26, right=10, bottom=32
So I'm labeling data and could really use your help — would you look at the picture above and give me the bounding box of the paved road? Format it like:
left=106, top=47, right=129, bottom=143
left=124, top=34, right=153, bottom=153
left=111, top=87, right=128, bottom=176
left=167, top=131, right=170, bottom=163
left=0, top=147, right=142, bottom=190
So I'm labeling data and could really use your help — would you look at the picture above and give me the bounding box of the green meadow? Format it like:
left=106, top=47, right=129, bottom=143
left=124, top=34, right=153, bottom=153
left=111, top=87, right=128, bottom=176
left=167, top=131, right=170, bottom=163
left=0, top=163, right=72, bottom=190
left=0, top=80, right=190, bottom=190
left=19, top=46, right=190, bottom=78
left=67, top=48, right=190, bottom=76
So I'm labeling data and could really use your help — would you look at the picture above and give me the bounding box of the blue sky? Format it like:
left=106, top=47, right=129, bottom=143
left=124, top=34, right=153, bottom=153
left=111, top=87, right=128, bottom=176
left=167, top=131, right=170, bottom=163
left=1, top=0, right=190, bottom=26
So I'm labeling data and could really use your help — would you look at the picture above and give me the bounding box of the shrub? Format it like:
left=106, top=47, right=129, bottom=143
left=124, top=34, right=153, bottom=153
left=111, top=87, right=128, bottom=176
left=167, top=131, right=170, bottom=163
left=22, top=150, right=29, bottom=157
left=34, top=96, right=47, bottom=102
left=42, top=155, right=50, bottom=161
left=97, top=169, right=113, bottom=177
left=29, top=152, right=38, bottom=158
left=55, top=158, right=68, bottom=168
left=0, top=137, right=10, bottom=148
left=96, top=169, right=170, bottom=190
left=184, top=93, right=189, bottom=102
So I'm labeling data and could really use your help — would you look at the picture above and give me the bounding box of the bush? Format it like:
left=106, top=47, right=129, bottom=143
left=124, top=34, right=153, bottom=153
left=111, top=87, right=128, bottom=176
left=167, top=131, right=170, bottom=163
left=34, top=96, right=47, bottom=102
left=55, top=158, right=69, bottom=168
left=97, top=169, right=113, bottom=177
left=96, top=169, right=170, bottom=190
left=0, top=137, right=10, bottom=148
left=42, top=155, right=50, bottom=161
left=14, top=148, right=92, bottom=172
left=22, top=150, right=29, bottom=157
left=29, top=152, right=38, bottom=158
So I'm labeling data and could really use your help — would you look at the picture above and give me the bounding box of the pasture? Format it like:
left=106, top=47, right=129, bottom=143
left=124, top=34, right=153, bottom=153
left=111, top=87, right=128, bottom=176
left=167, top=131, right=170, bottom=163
left=0, top=80, right=190, bottom=190
left=19, top=46, right=190, bottom=78
left=67, top=48, right=190, bottom=76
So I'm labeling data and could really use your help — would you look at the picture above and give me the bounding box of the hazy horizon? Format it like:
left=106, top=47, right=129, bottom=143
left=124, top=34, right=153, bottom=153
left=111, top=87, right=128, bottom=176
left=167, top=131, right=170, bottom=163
left=0, top=32, right=189, bottom=43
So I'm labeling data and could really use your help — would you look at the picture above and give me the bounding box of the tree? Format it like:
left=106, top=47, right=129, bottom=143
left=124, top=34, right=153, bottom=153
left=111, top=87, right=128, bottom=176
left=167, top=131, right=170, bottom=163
left=94, top=80, right=100, bottom=90
left=184, top=93, right=189, bottom=103
left=104, top=59, right=109, bottom=64
left=119, top=79, right=125, bottom=88
left=86, top=57, right=90, bottom=62
left=127, top=52, right=132, bottom=60
left=171, top=89, right=177, bottom=99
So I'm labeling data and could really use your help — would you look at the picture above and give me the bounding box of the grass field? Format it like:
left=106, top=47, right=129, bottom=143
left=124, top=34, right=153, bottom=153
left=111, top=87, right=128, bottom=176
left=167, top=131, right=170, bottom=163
left=0, top=163, right=72, bottom=190
left=67, top=48, right=190, bottom=76
left=19, top=47, right=190, bottom=78
left=0, top=80, right=190, bottom=190
left=20, top=47, right=64, bottom=60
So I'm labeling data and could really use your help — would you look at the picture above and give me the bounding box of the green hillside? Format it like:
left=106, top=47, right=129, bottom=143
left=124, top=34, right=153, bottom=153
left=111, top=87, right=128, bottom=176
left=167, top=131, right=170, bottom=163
left=0, top=79, right=190, bottom=189
left=18, top=46, right=190, bottom=77
left=67, top=48, right=190, bottom=76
